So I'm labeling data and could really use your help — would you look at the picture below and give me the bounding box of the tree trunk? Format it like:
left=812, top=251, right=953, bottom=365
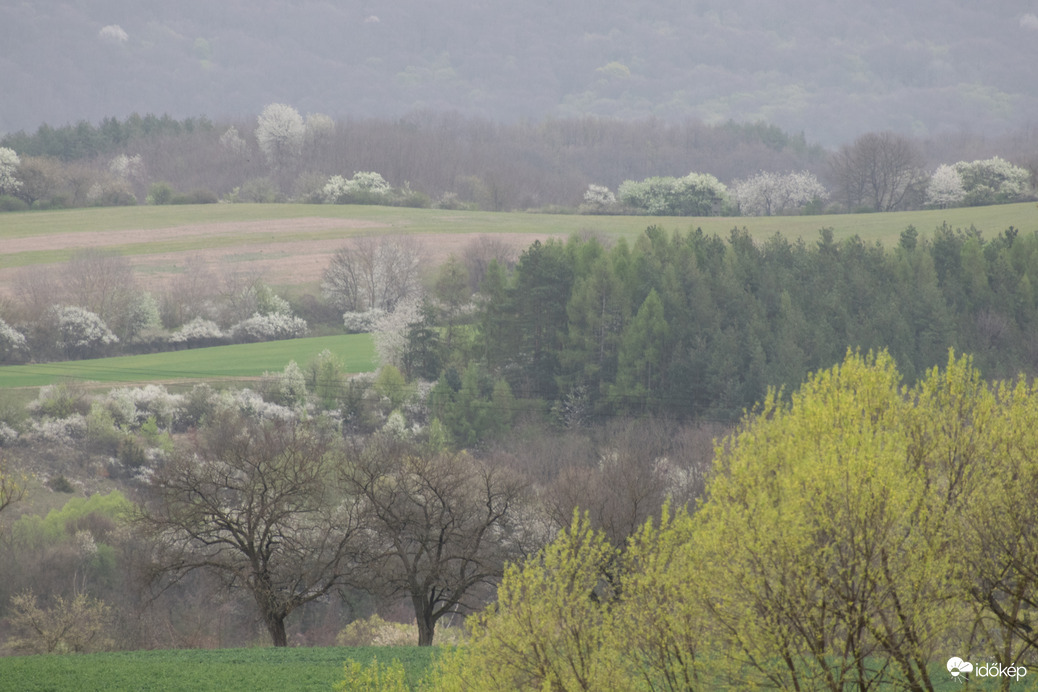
left=265, top=612, right=288, bottom=647
left=414, top=595, right=436, bottom=646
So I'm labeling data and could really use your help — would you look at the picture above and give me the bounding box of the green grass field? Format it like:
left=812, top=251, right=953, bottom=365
left=0, top=334, right=375, bottom=389
left=1, top=202, right=1035, bottom=271
left=0, top=646, right=438, bottom=692
left=0, top=646, right=1021, bottom=691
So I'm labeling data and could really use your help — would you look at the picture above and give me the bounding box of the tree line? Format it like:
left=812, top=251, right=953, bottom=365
left=406, top=222, right=1038, bottom=424
left=2, top=109, right=1035, bottom=214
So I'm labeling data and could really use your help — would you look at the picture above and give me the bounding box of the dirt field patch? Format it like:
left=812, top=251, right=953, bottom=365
left=0, top=215, right=554, bottom=298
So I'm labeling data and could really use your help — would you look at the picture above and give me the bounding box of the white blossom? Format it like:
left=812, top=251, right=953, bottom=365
left=52, top=305, right=118, bottom=358
left=0, top=147, right=22, bottom=195
left=256, top=103, right=305, bottom=169
left=954, top=156, right=1031, bottom=204
left=231, top=312, right=308, bottom=342
left=28, top=415, right=88, bottom=444
left=109, top=154, right=144, bottom=181
left=0, top=317, right=27, bottom=360
left=219, top=126, right=249, bottom=157
left=733, top=170, right=828, bottom=216
left=372, top=296, right=424, bottom=368
left=323, top=172, right=390, bottom=202
left=581, top=184, right=616, bottom=211
left=342, top=308, right=387, bottom=333
left=925, top=164, right=965, bottom=208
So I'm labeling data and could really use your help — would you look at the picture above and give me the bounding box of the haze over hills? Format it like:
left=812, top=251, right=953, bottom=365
left=3, top=0, right=1038, bottom=146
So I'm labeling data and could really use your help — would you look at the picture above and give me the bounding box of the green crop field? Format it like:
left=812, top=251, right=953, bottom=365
left=0, top=646, right=1012, bottom=691
left=1, top=202, right=1035, bottom=272
left=0, top=646, right=439, bottom=692
left=0, top=334, right=375, bottom=389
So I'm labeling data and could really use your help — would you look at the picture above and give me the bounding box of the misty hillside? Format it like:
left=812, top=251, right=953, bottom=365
left=2, top=1, right=1037, bottom=145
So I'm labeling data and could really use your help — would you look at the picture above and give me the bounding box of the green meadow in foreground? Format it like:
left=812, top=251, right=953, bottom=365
left=0, top=646, right=438, bottom=692
left=0, top=334, right=375, bottom=389
left=0, top=646, right=1007, bottom=691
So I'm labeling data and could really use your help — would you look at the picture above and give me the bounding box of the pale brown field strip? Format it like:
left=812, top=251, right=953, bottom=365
left=0, top=218, right=386, bottom=254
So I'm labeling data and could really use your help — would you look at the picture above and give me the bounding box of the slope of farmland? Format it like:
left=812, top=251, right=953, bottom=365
left=2, top=203, right=1036, bottom=299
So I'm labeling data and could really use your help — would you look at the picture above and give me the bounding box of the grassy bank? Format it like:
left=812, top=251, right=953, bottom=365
left=0, top=646, right=438, bottom=692
left=0, top=334, right=375, bottom=389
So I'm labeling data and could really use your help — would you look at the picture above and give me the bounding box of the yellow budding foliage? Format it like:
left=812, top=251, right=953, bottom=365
left=426, top=350, right=1038, bottom=691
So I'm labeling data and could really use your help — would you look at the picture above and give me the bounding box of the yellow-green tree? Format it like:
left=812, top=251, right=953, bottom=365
left=693, top=351, right=976, bottom=691
left=432, top=512, right=627, bottom=691
left=0, top=452, right=26, bottom=522
left=957, top=375, right=1038, bottom=681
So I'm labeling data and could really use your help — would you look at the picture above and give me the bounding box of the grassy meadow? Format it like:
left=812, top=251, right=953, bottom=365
left=0, top=646, right=439, bottom=692
left=1, top=202, right=1036, bottom=272
left=0, top=646, right=1011, bottom=691
left=0, top=334, right=375, bottom=389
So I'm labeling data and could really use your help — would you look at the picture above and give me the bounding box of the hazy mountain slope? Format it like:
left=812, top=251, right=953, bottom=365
left=2, top=0, right=1036, bottom=145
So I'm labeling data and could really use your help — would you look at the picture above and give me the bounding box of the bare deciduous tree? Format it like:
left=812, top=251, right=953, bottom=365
left=344, top=436, right=528, bottom=645
left=63, top=249, right=139, bottom=339
left=830, top=131, right=923, bottom=211
left=543, top=418, right=708, bottom=547
left=140, top=411, right=364, bottom=647
left=461, top=235, right=519, bottom=292
left=322, top=235, right=422, bottom=312
left=159, top=256, right=219, bottom=329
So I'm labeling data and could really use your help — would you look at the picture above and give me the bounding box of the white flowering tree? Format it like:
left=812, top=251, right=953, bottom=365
left=0, top=147, right=22, bottom=196
left=372, top=297, right=424, bottom=368
left=256, top=103, right=305, bottom=173
left=732, top=171, right=828, bottom=216
left=618, top=172, right=729, bottom=215
left=0, top=317, right=28, bottom=363
left=954, top=156, right=1031, bottom=206
left=52, top=306, right=119, bottom=359
left=231, top=313, right=309, bottom=343
left=581, top=184, right=617, bottom=212
left=219, top=126, right=249, bottom=157
left=168, top=317, right=225, bottom=347
left=322, top=171, right=391, bottom=203
left=925, top=164, right=966, bottom=208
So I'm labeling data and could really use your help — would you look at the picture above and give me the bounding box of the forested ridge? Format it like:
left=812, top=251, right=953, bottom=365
left=4, top=0, right=1038, bottom=145
left=442, top=222, right=1038, bottom=424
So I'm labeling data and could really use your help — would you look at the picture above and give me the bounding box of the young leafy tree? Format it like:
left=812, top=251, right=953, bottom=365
left=140, top=411, right=364, bottom=647
left=694, top=351, right=974, bottom=690
left=0, top=453, right=26, bottom=521
left=956, top=375, right=1038, bottom=671
left=432, top=512, right=625, bottom=689
left=5, top=590, right=114, bottom=654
